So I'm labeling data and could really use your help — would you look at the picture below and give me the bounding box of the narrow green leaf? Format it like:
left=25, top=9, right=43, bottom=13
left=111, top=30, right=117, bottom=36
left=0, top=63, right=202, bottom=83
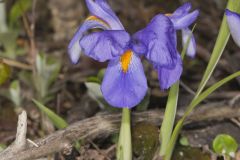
left=85, top=82, right=102, bottom=99
left=159, top=82, right=179, bottom=155
left=85, top=82, right=106, bottom=109
left=159, top=26, right=195, bottom=156
left=9, top=80, right=21, bottom=106
left=32, top=99, right=68, bottom=129
left=34, top=53, right=61, bottom=102
left=0, top=31, right=18, bottom=58
left=164, top=1, right=240, bottom=159
left=164, top=118, right=184, bottom=160
left=185, top=71, right=240, bottom=117
left=97, top=69, right=105, bottom=82
left=165, top=71, right=240, bottom=160
left=9, top=0, right=32, bottom=27
left=195, top=0, right=240, bottom=99
left=87, top=76, right=101, bottom=84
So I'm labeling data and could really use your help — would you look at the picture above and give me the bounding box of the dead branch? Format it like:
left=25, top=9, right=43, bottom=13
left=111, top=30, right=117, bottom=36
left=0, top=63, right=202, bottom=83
left=0, top=101, right=240, bottom=160
left=0, top=58, right=32, bottom=70
left=0, top=111, right=27, bottom=158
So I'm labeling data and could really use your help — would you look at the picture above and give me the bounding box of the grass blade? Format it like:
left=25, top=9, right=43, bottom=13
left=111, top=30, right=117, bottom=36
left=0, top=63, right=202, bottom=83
left=159, top=82, right=179, bottom=155
left=159, top=26, right=195, bottom=156
left=165, top=71, right=240, bottom=160
left=164, top=1, right=240, bottom=159
left=195, top=0, right=240, bottom=98
left=32, top=99, right=68, bottom=129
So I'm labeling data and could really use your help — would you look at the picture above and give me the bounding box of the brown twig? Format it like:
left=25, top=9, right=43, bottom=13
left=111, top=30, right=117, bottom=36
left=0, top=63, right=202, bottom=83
left=21, top=0, right=38, bottom=66
left=0, top=101, right=240, bottom=160
left=0, top=57, right=32, bottom=70
left=0, top=111, right=27, bottom=157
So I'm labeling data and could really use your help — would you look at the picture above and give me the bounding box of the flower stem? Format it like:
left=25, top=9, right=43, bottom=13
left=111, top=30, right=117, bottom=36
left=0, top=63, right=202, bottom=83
left=159, top=82, right=179, bottom=156
left=159, top=26, right=194, bottom=157
left=117, top=108, right=132, bottom=160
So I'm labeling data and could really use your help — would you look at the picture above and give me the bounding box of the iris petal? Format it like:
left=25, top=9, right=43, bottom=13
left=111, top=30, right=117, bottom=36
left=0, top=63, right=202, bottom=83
left=101, top=52, right=148, bottom=108
left=172, top=2, right=192, bottom=18
left=129, top=38, right=147, bottom=56
left=132, top=14, right=178, bottom=68
left=182, top=28, right=196, bottom=58
left=85, top=0, right=123, bottom=29
left=225, top=9, right=240, bottom=47
left=68, top=17, right=109, bottom=64
left=157, top=54, right=183, bottom=90
left=80, top=30, right=130, bottom=62
left=170, top=10, right=199, bottom=30
left=95, top=0, right=122, bottom=25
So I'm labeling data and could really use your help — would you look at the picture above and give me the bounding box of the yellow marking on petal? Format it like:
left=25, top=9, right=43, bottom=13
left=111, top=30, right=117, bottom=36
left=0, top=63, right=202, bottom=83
left=85, top=15, right=110, bottom=27
left=120, top=50, right=133, bottom=73
left=86, top=15, right=99, bottom=21
left=165, top=13, right=172, bottom=16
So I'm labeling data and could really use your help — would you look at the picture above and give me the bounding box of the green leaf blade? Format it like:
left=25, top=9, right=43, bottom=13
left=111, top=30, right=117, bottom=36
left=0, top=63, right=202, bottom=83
left=186, top=71, right=240, bottom=116
left=159, top=26, right=196, bottom=156
left=165, top=71, right=240, bottom=160
left=9, top=0, right=32, bottom=27
left=159, top=82, right=179, bottom=156
left=32, top=99, right=68, bottom=129
left=195, top=0, right=240, bottom=98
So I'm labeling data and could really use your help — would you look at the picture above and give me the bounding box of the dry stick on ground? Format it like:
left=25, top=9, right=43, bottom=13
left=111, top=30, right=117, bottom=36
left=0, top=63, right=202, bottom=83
left=0, top=111, right=27, bottom=157
left=0, top=58, right=32, bottom=70
left=1, top=101, right=240, bottom=160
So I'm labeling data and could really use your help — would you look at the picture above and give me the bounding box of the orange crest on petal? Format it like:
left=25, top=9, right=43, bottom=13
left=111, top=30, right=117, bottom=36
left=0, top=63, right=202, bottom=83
left=120, top=50, right=133, bottom=73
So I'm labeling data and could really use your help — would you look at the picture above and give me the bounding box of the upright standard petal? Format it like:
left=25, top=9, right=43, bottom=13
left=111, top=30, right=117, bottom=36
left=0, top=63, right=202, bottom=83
left=95, top=0, right=122, bottom=24
left=170, top=10, right=199, bottom=30
left=80, top=30, right=130, bottom=62
left=85, top=0, right=124, bottom=30
left=156, top=54, right=183, bottom=90
left=182, top=28, right=196, bottom=58
left=101, top=51, right=148, bottom=108
left=68, top=17, right=109, bottom=64
left=132, top=14, right=178, bottom=68
left=225, top=9, right=240, bottom=47
left=172, top=2, right=192, bottom=18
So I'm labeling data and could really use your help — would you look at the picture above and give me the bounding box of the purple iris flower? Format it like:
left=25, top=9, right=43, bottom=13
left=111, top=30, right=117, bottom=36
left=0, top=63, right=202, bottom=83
left=68, top=0, right=186, bottom=108
left=68, top=0, right=147, bottom=108
left=166, top=2, right=199, bottom=58
left=225, top=9, right=240, bottom=47
left=132, top=2, right=198, bottom=89
left=131, top=15, right=182, bottom=90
